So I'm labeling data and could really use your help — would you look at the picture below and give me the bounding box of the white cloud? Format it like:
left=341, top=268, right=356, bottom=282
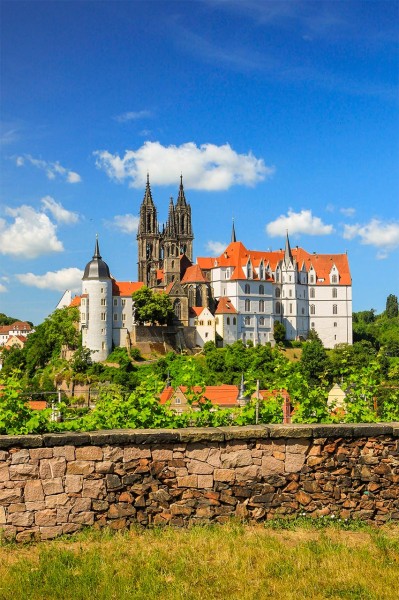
left=0, top=205, right=64, bottom=258
left=340, top=207, right=356, bottom=217
left=41, top=196, right=79, bottom=224
left=0, top=283, right=7, bottom=293
left=206, top=241, right=227, bottom=255
left=94, top=141, right=273, bottom=191
left=114, top=110, right=152, bottom=123
left=15, top=154, right=81, bottom=183
left=107, top=214, right=140, bottom=234
left=343, top=219, right=399, bottom=253
left=266, top=209, right=334, bottom=237
left=16, top=268, right=83, bottom=292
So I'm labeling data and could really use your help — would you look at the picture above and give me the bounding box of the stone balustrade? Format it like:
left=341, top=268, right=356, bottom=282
left=0, top=423, right=398, bottom=542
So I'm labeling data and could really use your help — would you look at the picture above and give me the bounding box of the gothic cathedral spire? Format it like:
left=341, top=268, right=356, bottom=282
left=137, top=173, right=161, bottom=285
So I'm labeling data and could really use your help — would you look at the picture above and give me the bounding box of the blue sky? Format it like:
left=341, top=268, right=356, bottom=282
left=1, top=0, right=398, bottom=324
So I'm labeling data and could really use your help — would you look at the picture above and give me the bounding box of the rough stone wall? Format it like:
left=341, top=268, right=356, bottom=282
left=0, top=423, right=398, bottom=542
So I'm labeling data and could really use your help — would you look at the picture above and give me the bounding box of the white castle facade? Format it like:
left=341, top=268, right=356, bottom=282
left=71, top=178, right=352, bottom=361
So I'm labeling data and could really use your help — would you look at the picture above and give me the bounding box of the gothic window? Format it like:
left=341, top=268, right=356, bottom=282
left=333, top=304, right=338, bottom=315
left=146, top=243, right=152, bottom=259
left=275, top=288, right=281, bottom=298
left=171, top=260, right=174, bottom=268
left=276, top=302, right=281, bottom=314
left=121, top=299, right=126, bottom=307
left=181, top=215, right=185, bottom=231
left=245, top=299, right=250, bottom=311
left=171, top=244, right=175, bottom=256
left=276, top=271, right=280, bottom=282
left=289, top=303, right=293, bottom=314
left=259, top=284, right=264, bottom=295
left=332, top=274, right=338, bottom=283
left=259, top=300, right=265, bottom=312
left=227, top=317, right=230, bottom=325
left=310, top=274, right=315, bottom=283
left=196, top=287, right=202, bottom=306
left=174, top=299, right=181, bottom=320
left=332, top=288, right=337, bottom=298
left=310, top=288, right=315, bottom=298
left=247, top=262, right=252, bottom=279
left=334, top=322, right=337, bottom=327
left=259, top=263, right=264, bottom=279
left=310, top=304, right=315, bottom=315
left=233, top=317, right=236, bottom=325
left=289, top=289, right=292, bottom=297
left=259, top=317, right=264, bottom=325
left=245, top=316, right=250, bottom=325
left=245, top=284, right=250, bottom=294
left=188, top=286, right=195, bottom=307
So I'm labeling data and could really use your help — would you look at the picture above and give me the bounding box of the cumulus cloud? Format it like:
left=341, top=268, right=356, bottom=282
left=0, top=283, right=7, bottom=293
left=41, top=196, right=79, bottom=224
left=107, top=214, right=140, bottom=234
left=94, top=141, right=273, bottom=191
left=114, top=110, right=152, bottom=123
left=16, top=268, right=83, bottom=292
left=206, top=241, right=227, bottom=255
left=340, top=207, right=356, bottom=217
left=0, top=205, right=64, bottom=258
left=266, top=209, right=334, bottom=237
left=343, top=219, right=399, bottom=255
left=15, top=154, right=81, bottom=183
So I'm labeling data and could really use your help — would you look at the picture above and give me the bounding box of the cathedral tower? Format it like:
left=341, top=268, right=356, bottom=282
left=174, top=175, right=193, bottom=261
left=137, top=174, right=161, bottom=286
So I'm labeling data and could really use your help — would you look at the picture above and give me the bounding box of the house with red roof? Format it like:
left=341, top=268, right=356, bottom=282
left=0, top=321, right=33, bottom=347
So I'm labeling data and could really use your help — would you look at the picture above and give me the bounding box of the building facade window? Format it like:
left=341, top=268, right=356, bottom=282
left=276, top=302, right=281, bottom=314
left=233, top=317, right=236, bottom=325
left=245, top=284, right=250, bottom=294
left=122, top=299, right=126, bottom=306
left=259, top=263, right=264, bottom=279
left=311, top=322, right=315, bottom=329
left=259, top=299, right=265, bottom=312
left=259, top=284, right=264, bottom=295
left=333, top=304, right=338, bottom=315
left=226, top=317, right=230, bottom=325
left=174, top=299, right=181, bottom=319
left=207, top=320, right=212, bottom=326
left=101, top=298, right=106, bottom=306
left=310, top=288, right=315, bottom=298
left=101, top=313, right=106, bottom=321
left=259, top=317, right=264, bottom=325
left=113, top=299, right=117, bottom=306
left=310, top=304, right=315, bottom=315
left=275, top=288, right=281, bottom=298
left=289, top=289, right=292, bottom=297
left=245, top=299, right=250, bottom=311
left=113, top=313, right=117, bottom=321
left=289, top=303, right=293, bottom=314
left=332, top=288, right=337, bottom=298
left=334, top=322, right=337, bottom=327
left=309, top=275, right=314, bottom=283
left=245, top=316, right=250, bottom=325
left=332, top=274, right=338, bottom=283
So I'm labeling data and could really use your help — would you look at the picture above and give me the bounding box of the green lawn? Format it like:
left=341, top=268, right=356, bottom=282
left=0, top=522, right=398, bottom=600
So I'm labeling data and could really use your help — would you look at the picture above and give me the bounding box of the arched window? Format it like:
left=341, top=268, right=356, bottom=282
left=259, top=263, right=264, bottom=279
left=310, top=304, right=315, bottom=315
left=196, top=287, right=202, bottom=306
left=332, top=288, right=337, bottom=298
left=333, top=304, right=338, bottom=315
left=188, top=286, right=195, bottom=307
left=259, top=284, right=264, bottom=295
left=245, top=284, right=250, bottom=294
left=332, top=274, right=338, bottom=283
left=233, top=317, right=236, bottom=325
left=276, top=302, right=281, bottom=314
left=275, top=288, right=281, bottom=298
left=309, top=274, right=315, bottom=283
left=259, top=317, right=264, bottom=325
left=310, top=288, right=315, bottom=298
left=173, top=299, right=181, bottom=320
left=259, top=300, right=265, bottom=312
left=247, top=262, right=252, bottom=279
left=245, top=299, right=250, bottom=311
left=289, top=289, right=292, bottom=297
left=171, top=244, right=175, bottom=256
left=276, top=271, right=280, bottom=282
left=226, top=317, right=230, bottom=325
left=245, top=316, right=250, bottom=325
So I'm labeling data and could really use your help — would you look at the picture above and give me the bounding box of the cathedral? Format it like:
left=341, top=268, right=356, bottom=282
left=72, top=175, right=352, bottom=361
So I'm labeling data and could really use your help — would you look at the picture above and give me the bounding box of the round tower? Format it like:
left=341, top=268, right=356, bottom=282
left=81, top=237, right=113, bottom=362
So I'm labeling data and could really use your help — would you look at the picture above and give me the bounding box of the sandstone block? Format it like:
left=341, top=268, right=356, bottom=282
left=75, top=446, right=103, bottom=461
left=109, top=517, right=127, bottom=530
left=45, top=493, right=69, bottom=508
left=207, top=448, right=222, bottom=468
left=286, top=440, right=311, bottom=454
left=124, top=447, right=151, bottom=461
left=152, top=448, right=173, bottom=461
left=295, top=491, right=312, bottom=506
left=186, top=444, right=210, bottom=462
left=66, top=461, right=95, bottom=476
left=9, top=511, right=34, bottom=527
left=214, top=469, right=235, bottom=483
left=0, top=506, right=6, bottom=524
left=11, top=450, right=30, bottom=464
left=119, top=491, right=133, bottom=503
left=39, top=526, right=63, bottom=540
left=170, top=503, right=193, bottom=516
left=71, top=497, right=92, bottom=513
left=24, top=480, right=44, bottom=502
left=187, top=459, right=213, bottom=475
left=307, top=456, right=324, bottom=467
left=106, top=474, right=122, bottom=490
left=65, top=475, right=83, bottom=494
left=197, top=475, right=214, bottom=489
left=35, top=509, right=57, bottom=527
left=261, top=456, right=284, bottom=476
left=103, top=446, right=124, bottom=462
left=177, top=475, right=198, bottom=488
left=42, top=478, right=64, bottom=496
left=221, top=450, right=253, bottom=469
left=30, top=448, right=53, bottom=460
left=0, top=488, right=22, bottom=504
left=0, top=465, right=10, bottom=482
left=0, top=451, right=8, bottom=461
left=285, top=452, right=306, bottom=473
left=70, top=511, right=95, bottom=525
left=273, top=451, right=285, bottom=461
left=16, top=529, right=39, bottom=543
left=63, top=523, right=81, bottom=535
left=53, top=446, right=75, bottom=461
left=8, top=503, right=26, bottom=513
left=9, top=464, right=38, bottom=480
left=235, top=465, right=260, bottom=481
left=40, top=457, right=66, bottom=478
left=25, top=501, right=46, bottom=511
left=56, top=507, right=70, bottom=523
left=95, top=461, right=114, bottom=474
left=82, top=479, right=105, bottom=499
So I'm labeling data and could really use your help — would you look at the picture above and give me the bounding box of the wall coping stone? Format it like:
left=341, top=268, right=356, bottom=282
left=0, top=423, right=398, bottom=449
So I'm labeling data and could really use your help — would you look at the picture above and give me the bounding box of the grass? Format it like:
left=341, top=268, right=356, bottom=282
left=0, top=521, right=398, bottom=600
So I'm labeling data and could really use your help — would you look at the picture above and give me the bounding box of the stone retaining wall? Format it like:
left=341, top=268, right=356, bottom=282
left=1, top=423, right=398, bottom=542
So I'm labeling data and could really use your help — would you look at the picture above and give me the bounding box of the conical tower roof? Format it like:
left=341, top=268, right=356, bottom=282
left=83, top=236, right=111, bottom=280
left=141, top=173, right=155, bottom=206
left=176, top=174, right=187, bottom=206
left=165, top=196, right=177, bottom=238
left=284, top=230, right=293, bottom=266
left=231, top=219, right=237, bottom=243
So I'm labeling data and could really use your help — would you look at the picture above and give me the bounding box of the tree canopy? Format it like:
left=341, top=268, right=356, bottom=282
left=132, top=286, right=174, bottom=325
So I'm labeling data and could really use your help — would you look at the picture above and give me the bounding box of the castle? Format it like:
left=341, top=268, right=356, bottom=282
left=73, top=176, right=352, bottom=361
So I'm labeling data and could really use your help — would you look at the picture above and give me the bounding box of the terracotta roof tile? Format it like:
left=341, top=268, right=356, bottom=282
left=112, top=281, right=144, bottom=296
left=181, top=264, right=207, bottom=283
left=69, top=296, right=82, bottom=307
left=215, top=297, right=237, bottom=314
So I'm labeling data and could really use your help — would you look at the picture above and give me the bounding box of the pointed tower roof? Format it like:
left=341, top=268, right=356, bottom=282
left=141, top=172, right=154, bottom=206
left=231, top=219, right=237, bottom=243
left=284, top=230, right=293, bottom=266
left=165, top=196, right=177, bottom=237
left=83, top=236, right=111, bottom=280
left=176, top=174, right=187, bottom=206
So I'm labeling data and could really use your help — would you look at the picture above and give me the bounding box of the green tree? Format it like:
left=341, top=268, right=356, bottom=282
left=273, top=321, right=286, bottom=344
left=386, top=294, right=399, bottom=319
left=300, top=340, right=328, bottom=386
left=132, top=286, right=174, bottom=325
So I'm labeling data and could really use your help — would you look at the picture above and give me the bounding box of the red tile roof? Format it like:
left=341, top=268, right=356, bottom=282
left=189, top=307, right=205, bottom=317
left=0, top=321, right=32, bottom=334
left=181, top=264, right=207, bottom=283
left=215, top=297, right=237, bottom=314
left=69, top=296, right=82, bottom=307
left=160, top=385, right=239, bottom=406
left=112, top=281, right=144, bottom=296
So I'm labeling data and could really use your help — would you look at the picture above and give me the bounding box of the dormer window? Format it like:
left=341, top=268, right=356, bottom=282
left=259, top=261, right=264, bottom=280
left=247, top=260, right=253, bottom=279
left=331, top=274, right=338, bottom=284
